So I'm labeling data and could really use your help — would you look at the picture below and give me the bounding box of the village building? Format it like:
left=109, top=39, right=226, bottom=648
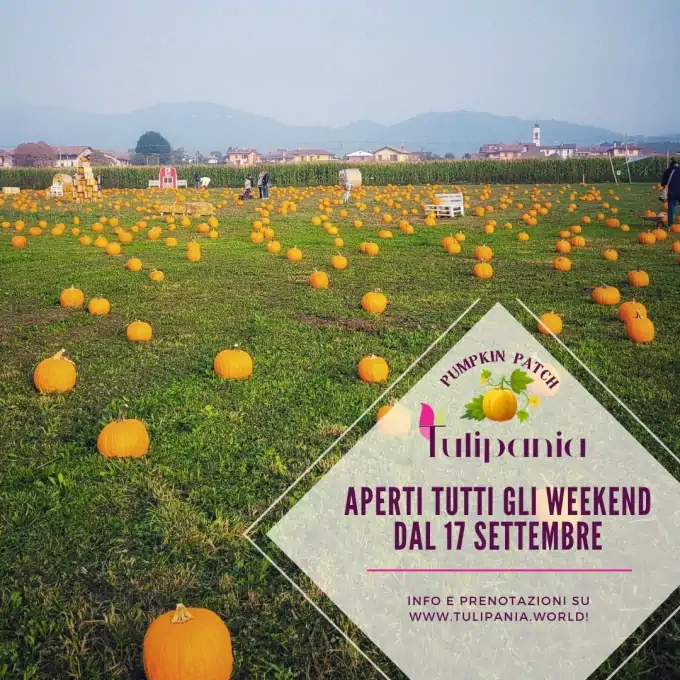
left=225, top=148, right=260, bottom=166
left=373, top=146, right=410, bottom=162
left=0, top=149, right=14, bottom=167
left=345, top=150, right=375, bottom=163
left=53, top=146, right=92, bottom=168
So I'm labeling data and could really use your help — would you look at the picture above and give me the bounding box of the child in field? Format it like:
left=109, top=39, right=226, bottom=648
left=240, top=176, right=253, bottom=200
left=342, top=177, right=352, bottom=203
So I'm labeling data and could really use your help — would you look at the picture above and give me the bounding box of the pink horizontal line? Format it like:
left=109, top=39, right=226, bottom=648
left=366, top=568, right=632, bottom=573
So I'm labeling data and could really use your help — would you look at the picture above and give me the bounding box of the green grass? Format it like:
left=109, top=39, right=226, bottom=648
left=0, top=183, right=679, bottom=679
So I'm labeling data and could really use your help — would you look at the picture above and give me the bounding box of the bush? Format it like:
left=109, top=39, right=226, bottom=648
left=0, top=157, right=668, bottom=190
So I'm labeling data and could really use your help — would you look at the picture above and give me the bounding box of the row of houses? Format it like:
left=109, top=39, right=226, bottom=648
left=0, top=145, right=131, bottom=168
left=475, top=124, right=651, bottom=161
left=215, top=145, right=429, bottom=166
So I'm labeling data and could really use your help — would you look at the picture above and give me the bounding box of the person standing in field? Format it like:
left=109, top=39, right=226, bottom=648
left=261, top=169, right=270, bottom=199
left=97, top=173, right=102, bottom=192
left=660, top=158, right=680, bottom=227
left=257, top=170, right=264, bottom=199
left=193, top=172, right=201, bottom=190
left=342, top=176, right=352, bottom=203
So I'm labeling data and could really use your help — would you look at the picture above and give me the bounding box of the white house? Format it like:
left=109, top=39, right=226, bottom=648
left=0, top=149, right=13, bottom=167
left=54, top=146, right=92, bottom=168
left=346, top=150, right=375, bottom=163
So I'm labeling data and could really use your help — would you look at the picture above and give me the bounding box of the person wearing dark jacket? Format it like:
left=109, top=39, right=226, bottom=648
left=193, top=172, right=200, bottom=190
left=661, top=158, right=680, bottom=227
left=261, top=170, right=270, bottom=199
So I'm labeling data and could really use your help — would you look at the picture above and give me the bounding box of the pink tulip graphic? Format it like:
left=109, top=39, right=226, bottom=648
left=419, top=403, right=435, bottom=439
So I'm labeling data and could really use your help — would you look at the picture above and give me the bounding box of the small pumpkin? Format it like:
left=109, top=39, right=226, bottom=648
left=187, top=241, right=201, bottom=262
left=266, top=240, right=281, bottom=254
left=33, top=349, right=77, bottom=393
left=126, top=257, right=143, bottom=272
left=358, top=355, right=389, bottom=383
left=473, top=262, right=493, bottom=279
left=626, top=313, right=655, bottom=344
left=555, top=239, right=571, bottom=254
left=603, top=249, right=618, bottom=261
left=618, top=298, right=646, bottom=323
left=310, top=270, right=329, bottom=289
left=11, top=235, right=27, bottom=248
left=361, top=290, right=388, bottom=314
left=553, top=256, right=572, bottom=272
left=214, top=347, right=253, bottom=379
left=250, top=231, right=264, bottom=244
left=652, top=228, right=667, bottom=242
left=105, top=242, right=121, bottom=256
left=60, top=286, right=84, bottom=308
left=88, top=297, right=111, bottom=316
left=671, top=240, right=680, bottom=254
left=143, top=603, right=233, bottom=680
left=474, top=244, right=493, bottom=261
left=330, top=253, right=348, bottom=270
left=444, top=239, right=462, bottom=254
left=627, top=268, right=649, bottom=288
left=80, top=235, right=92, bottom=246
left=364, top=242, right=380, bottom=256
left=97, top=411, right=149, bottom=458
left=165, top=237, right=178, bottom=247
left=638, top=231, right=656, bottom=245
left=518, top=231, right=530, bottom=242
left=126, top=320, right=153, bottom=342
left=570, top=235, right=586, bottom=247
left=537, top=312, right=562, bottom=336
left=286, top=247, right=303, bottom=262
left=149, top=270, right=165, bottom=282
left=592, top=285, right=621, bottom=306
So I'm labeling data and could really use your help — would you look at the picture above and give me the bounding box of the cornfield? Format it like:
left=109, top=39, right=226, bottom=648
left=0, top=157, right=668, bottom=190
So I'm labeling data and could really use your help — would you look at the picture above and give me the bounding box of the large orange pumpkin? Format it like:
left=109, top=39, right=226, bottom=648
left=143, top=603, right=233, bottom=680
left=214, top=348, right=253, bottom=379
left=358, top=355, right=389, bottom=383
left=33, top=349, right=77, bottom=393
left=97, top=414, right=149, bottom=458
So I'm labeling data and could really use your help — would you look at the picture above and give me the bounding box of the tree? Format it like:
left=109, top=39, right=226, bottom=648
left=444, top=153, right=455, bottom=159
left=134, top=131, right=171, bottom=164
left=13, top=141, right=56, bottom=167
left=171, top=147, right=187, bottom=165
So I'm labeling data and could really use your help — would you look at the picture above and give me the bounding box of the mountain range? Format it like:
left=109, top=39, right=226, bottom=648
left=0, top=102, right=630, bottom=157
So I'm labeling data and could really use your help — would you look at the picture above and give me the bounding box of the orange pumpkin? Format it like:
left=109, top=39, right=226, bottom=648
left=88, top=297, right=111, bottom=316
left=59, top=286, right=84, bottom=308
left=361, top=291, right=388, bottom=314
left=626, top=313, right=655, bottom=344
left=473, top=262, right=493, bottom=279
left=33, top=349, right=77, bottom=393
left=592, top=285, right=620, bottom=306
left=214, top=348, right=253, bottom=379
left=618, top=298, right=646, bottom=323
left=126, top=320, right=153, bottom=342
left=627, top=268, right=649, bottom=288
left=97, top=414, right=149, bottom=458
left=538, top=312, right=563, bottom=336
left=286, top=247, right=303, bottom=262
left=553, top=257, right=572, bottom=272
left=309, top=270, right=329, bottom=289
left=143, top=604, right=233, bottom=680
left=358, top=355, right=389, bottom=383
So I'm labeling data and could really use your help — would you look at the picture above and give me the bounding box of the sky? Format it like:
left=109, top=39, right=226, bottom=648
left=5, top=0, right=680, bottom=136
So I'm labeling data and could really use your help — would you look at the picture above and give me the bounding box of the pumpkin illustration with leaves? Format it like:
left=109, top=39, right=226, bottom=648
left=462, top=369, right=537, bottom=423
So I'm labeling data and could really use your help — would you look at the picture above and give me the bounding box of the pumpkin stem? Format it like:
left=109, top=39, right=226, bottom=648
left=171, top=603, right=194, bottom=624
left=52, top=348, right=67, bottom=360
left=117, top=407, right=126, bottom=422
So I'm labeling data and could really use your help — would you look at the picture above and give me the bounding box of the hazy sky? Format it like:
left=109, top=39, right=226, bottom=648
left=5, top=0, right=679, bottom=135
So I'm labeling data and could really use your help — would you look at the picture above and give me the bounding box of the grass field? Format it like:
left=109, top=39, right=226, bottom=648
left=1, top=182, right=679, bottom=679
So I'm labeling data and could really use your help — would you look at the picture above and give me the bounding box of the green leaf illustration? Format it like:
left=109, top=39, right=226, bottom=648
left=481, top=368, right=492, bottom=380
left=462, top=394, right=486, bottom=421
left=517, top=410, right=529, bottom=423
left=510, top=368, right=534, bottom=394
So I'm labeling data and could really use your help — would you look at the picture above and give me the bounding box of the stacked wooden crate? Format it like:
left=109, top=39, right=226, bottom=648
left=70, top=157, right=98, bottom=203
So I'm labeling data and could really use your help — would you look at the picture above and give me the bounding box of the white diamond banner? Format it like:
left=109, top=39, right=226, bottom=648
left=268, top=302, right=680, bottom=680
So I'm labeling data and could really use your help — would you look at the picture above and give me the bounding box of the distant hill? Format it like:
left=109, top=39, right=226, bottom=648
left=0, top=102, right=623, bottom=157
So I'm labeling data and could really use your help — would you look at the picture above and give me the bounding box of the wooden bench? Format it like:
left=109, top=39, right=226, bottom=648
left=148, top=180, right=160, bottom=188
left=424, top=193, right=465, bottom=218
left=177, top=180, right=188, bottom=188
